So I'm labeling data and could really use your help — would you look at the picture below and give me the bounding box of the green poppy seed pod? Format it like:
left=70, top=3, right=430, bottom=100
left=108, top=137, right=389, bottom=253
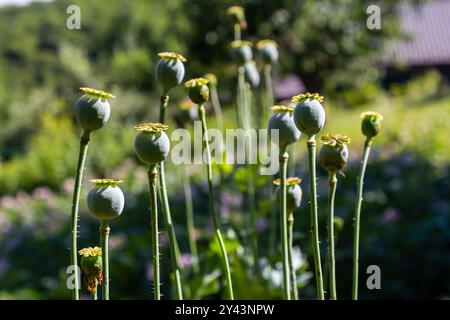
left=361, top=111, right=384, bottom=140
left=134, top=123, right=171, bottom=164
left=268, top=106, right=301, bottom=151
left=244, top=61, right=260, bottom=89
left=79, top=247, right=102, bottom=294
left=185, top=78, right=210, bottom=105
left=275, top=177, right=303, bottom=213
left=319, top=134, right=350, bottom=173
left=257, top=39, right=279, bottom=65
left=75, top=88, right=114, bottom=133
left=155, top=52, right=186, bottom=94
left=292, top=93, right=326, bottom=137
left=230, top=40, right=253, bottom=64
left=87, top=179, right=125, bottom=221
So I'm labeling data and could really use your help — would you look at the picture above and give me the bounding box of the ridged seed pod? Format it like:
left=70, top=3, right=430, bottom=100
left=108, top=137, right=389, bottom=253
left=134, top=123, right=170, bottom=165
left=87, top=179, right=125, bottom=221
left=75, top=87, right=114, bottom=133
left=361, top=111, right=384, bottom=140
left=79, top=247, right=102, bottom=294
left=155, top=52, right=186, bottom=93
left=268, top=105, right=301, bottom=151
left=292, top=93, right=326, bottom=137
left=274, top=177, right=303, bottom=213
left=185, top=78, right=210, bottom=105
left=319, top=134, right=350, bottom=173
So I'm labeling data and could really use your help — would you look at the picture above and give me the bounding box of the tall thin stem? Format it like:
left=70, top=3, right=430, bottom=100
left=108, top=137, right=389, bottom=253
left=199, top=104, right=234, bottom=300
left=263, top=64, right=274, bottom=122
left=236, top=67, right=245, bottom=128
left=148, top=164, right=160, bottom=300
left=288, top=212, right=299, bottom=300
left=243, top=83, right=258, bottom=272
left=210, top=85, right=224, bottom=133
left=100, top=220, right=110, bottom=300
left=70, top=131, right=90, bottom=300
left=279, top=151, right=291, bottom=300
left=91, top=290, right=98, bottom=300
left=352, top=139, right=372, bottom=300
left=327, top=172, right=337, bottom=300
left=234, top=23, right=241, bottom=41
left=182, top=165, right=200, bottom=274
left=307, top=136, right=324, bottom=300
left=158, top=94, right=183, bottom=300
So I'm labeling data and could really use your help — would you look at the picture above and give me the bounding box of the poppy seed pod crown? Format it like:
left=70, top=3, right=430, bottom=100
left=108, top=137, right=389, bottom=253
left=230, top=40, right=253, bottom=64
left=155, top=52, right=186, bottom=94
left=244, top=61, right=260, bottom=89
left=226, top=5, right=247, bottom=29
left=292, top=92, right=326, bottom=137
left=87, top=179, right=125, bottom=222
left=75, top=87, right=114, bottom=133
left=319, top=134, right=350, bottom=173
left=185, top=78, right=210, bottom=105
left=268, top=105, right=301, bottom=151
left=79, top=247, right=102, bottom=294
left=274, top=177, right=303, bottom=212
left=361, top=111, right=383, bottom=140
left=257, top=39, right=279, bottom=65
left=134, top=123, right=171, bottom=164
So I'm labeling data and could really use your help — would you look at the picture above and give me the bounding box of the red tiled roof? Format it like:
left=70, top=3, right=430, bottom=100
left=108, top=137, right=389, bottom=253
left=384, top=0, right=450, bottom=66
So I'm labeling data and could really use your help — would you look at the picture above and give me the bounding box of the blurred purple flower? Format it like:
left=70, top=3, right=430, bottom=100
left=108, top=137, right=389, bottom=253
left=380, top=207, right=400, bottom=224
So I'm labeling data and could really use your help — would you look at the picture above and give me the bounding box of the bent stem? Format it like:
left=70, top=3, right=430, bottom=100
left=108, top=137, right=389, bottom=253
left=148, top=164, right=160, bottom=300
left=199, top=104, right=234, bottom=300
left=279, top=151, right=291, bottom=300
left=307, top=136, right=324, bottom=300
left=159, top=94, right=184, bottom=300
left=100, top=220, right=110, bottom=300
left=327, top=172, right=337, bottom=300
left=352, top=139, right=372, bottom=300
left=288, top=212, right=298, bottom=300
left=182, top=165, right=200, bottom=274
left=70, top=130, right=90, bottom=300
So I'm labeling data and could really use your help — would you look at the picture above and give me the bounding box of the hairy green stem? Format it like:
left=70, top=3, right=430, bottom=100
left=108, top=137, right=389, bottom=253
left=148, top=164, right=160, bottom=300
left=100, top=220, right=110, bottom=300
left=352, top=139, right=372, bottom=300
left=288, top=212, right=298, bottom=300
left=327, top=172, right=337, bottom=300
left=199, top=104, right=234, bottom=300
left=182, top=165, right=200, bottom=274
left=70, top=131, right=90, bottom=300
left=159, top=94, right=183, bottom=300
left=307, top=136, right=324, bottom=300
left=279, top=151, right=291, bottom=300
